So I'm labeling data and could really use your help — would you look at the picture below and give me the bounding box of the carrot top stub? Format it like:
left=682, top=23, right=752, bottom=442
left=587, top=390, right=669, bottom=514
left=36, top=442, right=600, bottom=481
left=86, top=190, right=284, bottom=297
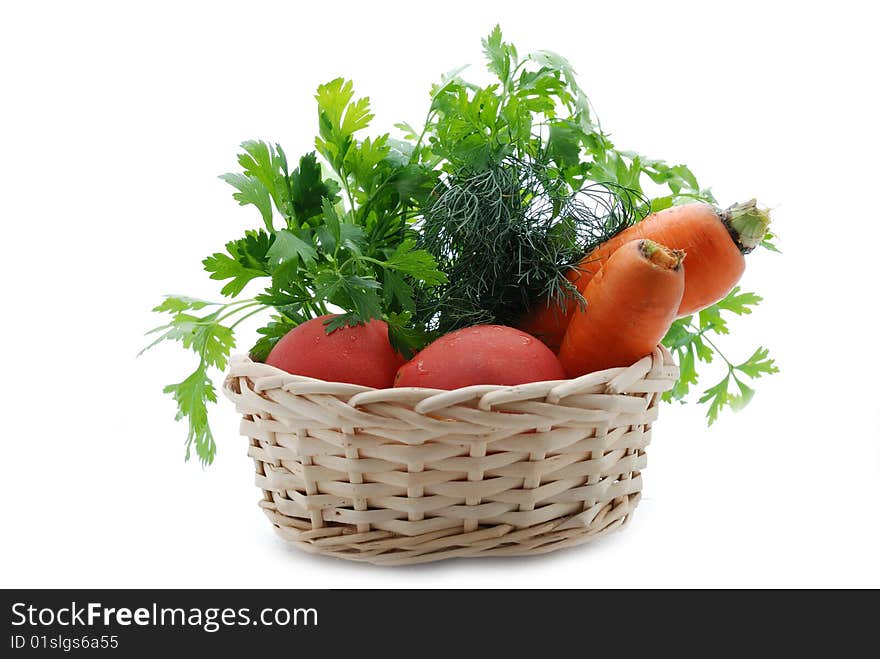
left=639, top=239, right=686, bottom=270
left=722, top=199, right=772, bottom=253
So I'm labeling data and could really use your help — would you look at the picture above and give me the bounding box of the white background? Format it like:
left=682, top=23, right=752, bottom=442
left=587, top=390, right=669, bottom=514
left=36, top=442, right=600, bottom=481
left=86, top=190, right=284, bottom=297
left=2, top=0, right=878, bottom=588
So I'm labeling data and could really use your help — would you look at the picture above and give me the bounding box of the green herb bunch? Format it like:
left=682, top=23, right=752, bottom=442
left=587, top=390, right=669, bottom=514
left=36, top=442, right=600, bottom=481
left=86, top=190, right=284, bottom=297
left=143, top=80, right=447, bottom=465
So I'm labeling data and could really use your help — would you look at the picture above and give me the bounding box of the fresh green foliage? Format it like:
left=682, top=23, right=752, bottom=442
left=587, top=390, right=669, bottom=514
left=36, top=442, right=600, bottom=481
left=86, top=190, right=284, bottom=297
left=203, top=230, right=272, bottom=297
left=289, top=152, right=338, bottom=226
left=418, top=26, right=717, bottom=202
left=147, top=80, right=445, bottom=464
left=141, top=295, right=245, bottom=464
left=146, top=26, right=778, bottom=464
left=760, top=230, right=781, bottom=253
left=218, top=172, right=273, bottom=232
left=384, top=310, right=433, bottom=357
left=662, top=288, right=779, bottom=423
left=163, top=367, right=217, bottom=465
left=150, top=295, right=216, bottom=314
left=696, top=347, right=779, bottom=424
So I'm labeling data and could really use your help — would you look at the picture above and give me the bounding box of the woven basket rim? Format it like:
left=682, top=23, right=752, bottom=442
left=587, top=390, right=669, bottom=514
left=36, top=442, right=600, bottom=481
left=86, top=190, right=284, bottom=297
left=225, top=343, right=676, bottom=404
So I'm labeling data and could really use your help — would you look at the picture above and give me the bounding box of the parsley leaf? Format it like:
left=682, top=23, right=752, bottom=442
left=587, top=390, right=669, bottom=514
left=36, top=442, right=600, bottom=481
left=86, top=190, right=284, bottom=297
left=716, top=286, right=763, bottom=315
left=218, top=172, right=273, bottom=231
left=735, top=346, right=779, bottom=379
left=143, top=307, right=235, bottom=370
left=663, top=289, right=778, bottom=423
left=315, top=78, right=374, bottom=174
left=698, top=352, right=775, bottom=426
left=142, top=299, right=251, bottom=464
left=201, top=255, right=264, bottom=298
left=163, top=364, right=217, bottom=465
left=266, top=229, right=317, bottom=270
left=344, top=135, right=391, bottom=199
left=151, top=295, right=217, bottom=314
left=385, top=310, right=434, bottom=358
left=482, top=24, right=516, bottom=83
left=383, top=239, right=448, bottom=286
left=203, top=230, right=271, bottom=297
left=236, top=140, right=291, bottom=221
left=289, top=152, right=338, bottom=226
left=697, top=375, right=731, bottom=426
left=383, top=269, right=415, bottom=311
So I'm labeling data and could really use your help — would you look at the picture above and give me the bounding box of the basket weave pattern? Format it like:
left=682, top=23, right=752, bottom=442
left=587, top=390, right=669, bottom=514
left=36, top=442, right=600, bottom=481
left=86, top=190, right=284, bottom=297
left=224, top=346, right=677, bottom=565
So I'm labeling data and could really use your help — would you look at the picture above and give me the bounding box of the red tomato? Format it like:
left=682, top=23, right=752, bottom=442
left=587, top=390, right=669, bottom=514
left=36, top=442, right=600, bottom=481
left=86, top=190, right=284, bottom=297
left=394, top=325, right=566, bottom=389
left=266, top=315, right=404, bottom=388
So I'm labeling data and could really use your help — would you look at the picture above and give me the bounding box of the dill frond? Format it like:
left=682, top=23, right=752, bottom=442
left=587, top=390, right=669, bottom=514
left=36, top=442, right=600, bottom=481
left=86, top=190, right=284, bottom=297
left=414, top=154, right=647, bottom=333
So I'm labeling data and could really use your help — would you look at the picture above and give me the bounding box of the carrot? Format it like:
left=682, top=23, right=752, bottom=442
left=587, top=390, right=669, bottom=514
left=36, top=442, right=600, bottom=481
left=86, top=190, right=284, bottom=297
left=520, top=200, right=771, bottom=350
left=517, top=269, right=581, bottom=352
left=558, top=239, right=685, bottom=377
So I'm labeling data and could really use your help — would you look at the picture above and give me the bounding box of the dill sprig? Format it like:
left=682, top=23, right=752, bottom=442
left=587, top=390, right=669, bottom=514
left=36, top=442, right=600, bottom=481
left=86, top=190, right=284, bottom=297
left=415, top=154, right=647, bottom=334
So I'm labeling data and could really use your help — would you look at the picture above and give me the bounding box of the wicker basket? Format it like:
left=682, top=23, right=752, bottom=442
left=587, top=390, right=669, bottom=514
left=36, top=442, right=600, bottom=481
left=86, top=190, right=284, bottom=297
left=223, top=345, right=678, bottom=565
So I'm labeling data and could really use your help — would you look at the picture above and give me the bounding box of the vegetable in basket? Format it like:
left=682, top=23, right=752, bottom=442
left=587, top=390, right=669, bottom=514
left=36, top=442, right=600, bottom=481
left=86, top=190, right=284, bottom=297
left=520, top=200, right=772, bottom=351
left=559, top=239, right=685, bottom=377
left=143, top=25, right=778, bottom=464
left=266, top=315, right=405, bottom=389
left=394, top=325, right=565, bottom=389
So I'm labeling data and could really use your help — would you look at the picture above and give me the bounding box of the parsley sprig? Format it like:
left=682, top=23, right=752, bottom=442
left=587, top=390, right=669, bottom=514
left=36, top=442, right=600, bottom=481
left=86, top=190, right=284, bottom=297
left=663, top=288, right=779, bottom=423
left=144, top=81, right=445, bottom=464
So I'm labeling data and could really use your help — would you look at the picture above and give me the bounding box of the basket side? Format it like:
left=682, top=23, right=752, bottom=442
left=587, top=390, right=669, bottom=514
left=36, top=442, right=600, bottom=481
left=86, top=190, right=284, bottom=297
left=223, top=346, right=678, bottom=565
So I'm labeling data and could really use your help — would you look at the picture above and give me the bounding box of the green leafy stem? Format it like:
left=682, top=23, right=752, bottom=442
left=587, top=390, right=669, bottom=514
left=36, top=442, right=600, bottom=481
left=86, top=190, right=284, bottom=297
left=662, top=287, right=779, bottom=424
left=140, top=296, right=271, bottom=465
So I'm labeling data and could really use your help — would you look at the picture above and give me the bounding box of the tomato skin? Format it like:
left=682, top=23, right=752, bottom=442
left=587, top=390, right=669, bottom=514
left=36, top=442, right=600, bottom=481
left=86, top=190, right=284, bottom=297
left=394, top=325, right=566, bottom=389
left=266, top=315, right=405, bottom=389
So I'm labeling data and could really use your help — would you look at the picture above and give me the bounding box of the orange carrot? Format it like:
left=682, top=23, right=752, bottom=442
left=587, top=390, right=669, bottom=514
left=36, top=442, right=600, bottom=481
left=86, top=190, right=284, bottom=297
left=521, top=200, right=771, bottom=351
left=558, top=239, right=685, bottom=377
left=517, top=269, right=580, bottom=352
